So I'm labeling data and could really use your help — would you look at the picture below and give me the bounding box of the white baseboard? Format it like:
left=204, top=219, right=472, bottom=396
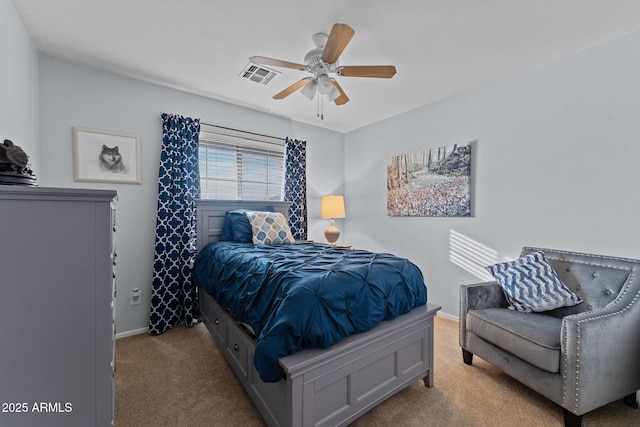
left=436, top=311, right=459, bottom=322
left=116, top=327, right=148, bottom=339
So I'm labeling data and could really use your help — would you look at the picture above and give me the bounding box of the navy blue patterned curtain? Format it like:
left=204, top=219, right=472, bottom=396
left=284, top=137, right=307, bottom=240
left=149, top=113, right=201, bottom=335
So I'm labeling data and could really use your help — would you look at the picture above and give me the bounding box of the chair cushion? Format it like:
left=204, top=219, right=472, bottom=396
left=467, top=308, right=562, bottom=373
left=486, top=251, right=583, bottom=313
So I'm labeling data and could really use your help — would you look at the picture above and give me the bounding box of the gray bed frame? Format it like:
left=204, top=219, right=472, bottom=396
left=196, top=199, right=441, bottom=427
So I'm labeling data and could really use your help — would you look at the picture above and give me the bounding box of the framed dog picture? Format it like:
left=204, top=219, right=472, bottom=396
left=73, top=127, right=141, bottom=184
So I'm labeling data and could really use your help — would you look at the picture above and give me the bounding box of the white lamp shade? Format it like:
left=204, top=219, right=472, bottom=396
left=321, top=195, right=346, bottom=218
left=317, top=74, right=334, bottom=95
left=301, top=78, right=318, bottom=100
left=326, top=80, right=340, bottom=102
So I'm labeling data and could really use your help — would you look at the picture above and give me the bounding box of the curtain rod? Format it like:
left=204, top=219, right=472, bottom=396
left=201, top=122, right=286, bottom=142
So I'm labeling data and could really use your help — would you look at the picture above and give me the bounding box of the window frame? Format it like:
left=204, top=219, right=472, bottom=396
left=198, top=124, right=285, bottom=201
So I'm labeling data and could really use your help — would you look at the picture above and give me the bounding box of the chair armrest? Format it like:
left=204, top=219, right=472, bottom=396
left=459, top=282, right=508, bottom=348
left=561, top=281, right=640, bottom=415
left=460, top=282, right=507, bottom=312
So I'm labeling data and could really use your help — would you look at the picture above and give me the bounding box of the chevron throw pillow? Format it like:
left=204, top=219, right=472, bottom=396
left=486, top=251, right=583, bottom=313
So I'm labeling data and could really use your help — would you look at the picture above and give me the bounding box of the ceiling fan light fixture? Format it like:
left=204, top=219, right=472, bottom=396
left=317, top=74, right=333, bottom=95
left=312, top=33, right=328, bottom=48
left=301, top=78, right=318, bottom=100
left=326, top=81, right=340, bottom=102
left=251, top=23, right=397, bottom=116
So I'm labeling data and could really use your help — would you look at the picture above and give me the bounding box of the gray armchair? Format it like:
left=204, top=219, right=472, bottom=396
left=460, top=247, right=640, bottom=427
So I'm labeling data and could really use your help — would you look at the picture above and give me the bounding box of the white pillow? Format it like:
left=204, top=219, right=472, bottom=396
left=486, top=251, right=583, bottom=313
left=245, top=211, right=295, bottom=245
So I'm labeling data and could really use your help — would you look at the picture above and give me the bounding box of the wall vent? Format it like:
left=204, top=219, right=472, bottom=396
left=239, top=63, right=280, bottom=85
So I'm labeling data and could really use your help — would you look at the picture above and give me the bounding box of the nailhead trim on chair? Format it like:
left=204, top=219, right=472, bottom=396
left=574, top=325, right=580, bottom=411
left=559, top=265, right=638, bottom=413
left=531, top=247, right=640, bottom=264
left=464, top=248, right=639, bottom=417
left=562, top=322, right=568, bottom=404
left=555, top=258, right=634, bottom=271
left=542, top=249, right=636, bottom=413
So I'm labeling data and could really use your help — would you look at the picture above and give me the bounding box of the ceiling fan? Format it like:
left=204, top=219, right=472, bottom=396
left=250, top=23, right=396, bottom=119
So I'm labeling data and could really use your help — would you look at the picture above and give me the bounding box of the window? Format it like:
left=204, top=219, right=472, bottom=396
left=199, top=124, right=285, bottom=200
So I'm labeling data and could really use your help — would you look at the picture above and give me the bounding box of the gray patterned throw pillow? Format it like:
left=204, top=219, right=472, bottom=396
left=486, top=251, right=583, bottom=313
left=246, top=211, right=295, bottom=245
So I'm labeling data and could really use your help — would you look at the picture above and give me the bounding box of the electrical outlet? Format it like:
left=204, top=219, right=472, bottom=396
left=130, top=288, right=141, bottom=305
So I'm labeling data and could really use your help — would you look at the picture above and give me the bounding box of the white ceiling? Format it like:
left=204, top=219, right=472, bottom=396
left=10, top=0, right=640, bottom=133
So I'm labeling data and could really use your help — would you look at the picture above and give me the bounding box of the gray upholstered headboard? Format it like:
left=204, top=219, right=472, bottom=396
left=195, top=199, right=291, bottom=252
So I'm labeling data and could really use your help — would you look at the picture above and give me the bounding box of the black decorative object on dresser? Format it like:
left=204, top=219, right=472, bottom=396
left=0, top=186, right=117, bottom=427
left=0, top=139, right=37, bottom=186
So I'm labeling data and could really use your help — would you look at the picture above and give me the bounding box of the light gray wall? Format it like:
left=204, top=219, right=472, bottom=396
left=38, top=55, right=344, bottom=335
left=11, top=0, right=640, bottom=328
left=1, top=0, right=39, bottom=175
left=345, top=31, right=640, bottom=319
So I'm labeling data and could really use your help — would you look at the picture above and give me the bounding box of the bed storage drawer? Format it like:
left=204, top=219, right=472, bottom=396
left=200, top=292, right=226, bottom=346
left=226, top=325, right=251, bottom=379
left=200, top=291, right=253, bottom=381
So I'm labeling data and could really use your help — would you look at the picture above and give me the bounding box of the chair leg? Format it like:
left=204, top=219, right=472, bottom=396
left=623, top=391, right=638, bottom=409
left=462, top=349, right=473, bottom=365
left=563, top=409, right=582, bottom=427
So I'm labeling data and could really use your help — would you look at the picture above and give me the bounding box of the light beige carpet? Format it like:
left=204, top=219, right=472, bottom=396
left=115, top=316, right=638, bottom=426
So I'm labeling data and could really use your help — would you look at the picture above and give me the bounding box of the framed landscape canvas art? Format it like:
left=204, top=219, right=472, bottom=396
left=387, top=141, right=472, bottom=217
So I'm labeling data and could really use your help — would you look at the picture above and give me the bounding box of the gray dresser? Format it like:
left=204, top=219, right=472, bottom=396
left=0, top=186, right=117, bottom=427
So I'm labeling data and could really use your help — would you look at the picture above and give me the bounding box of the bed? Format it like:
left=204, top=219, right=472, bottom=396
left=194, top=199, right=441, bottom=427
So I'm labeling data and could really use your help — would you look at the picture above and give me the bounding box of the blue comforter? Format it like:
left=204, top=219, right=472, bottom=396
left=192, top=242, right=427, bottom=382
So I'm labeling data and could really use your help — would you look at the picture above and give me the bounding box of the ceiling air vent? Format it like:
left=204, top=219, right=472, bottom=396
left=239, top=63, right=280, bottom=85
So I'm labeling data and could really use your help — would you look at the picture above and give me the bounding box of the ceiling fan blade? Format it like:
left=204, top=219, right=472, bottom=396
left=250, top=56, right=306, bottom=71
left=321, top=23, right=355, bottom=64
left=338, top=65, right=397, bottom=78
left=331, top=80, right=349, bottom=105
left=272, top=78, right=312, bottom=99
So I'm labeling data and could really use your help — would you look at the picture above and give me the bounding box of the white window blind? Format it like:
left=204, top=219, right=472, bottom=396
left=199, top=124, right=285, bottom=201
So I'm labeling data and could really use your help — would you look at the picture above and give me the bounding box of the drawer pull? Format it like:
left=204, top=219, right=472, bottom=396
left=233, top=343, right=239, bottom=352
left=214, top=319, right=220, bottom=325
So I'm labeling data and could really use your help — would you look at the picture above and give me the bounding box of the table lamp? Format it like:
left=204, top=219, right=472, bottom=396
left=321, top=195, right=345, bottom=244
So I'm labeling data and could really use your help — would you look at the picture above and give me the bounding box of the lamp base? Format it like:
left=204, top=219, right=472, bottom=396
left=324, top=219, right=341, bottom=244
